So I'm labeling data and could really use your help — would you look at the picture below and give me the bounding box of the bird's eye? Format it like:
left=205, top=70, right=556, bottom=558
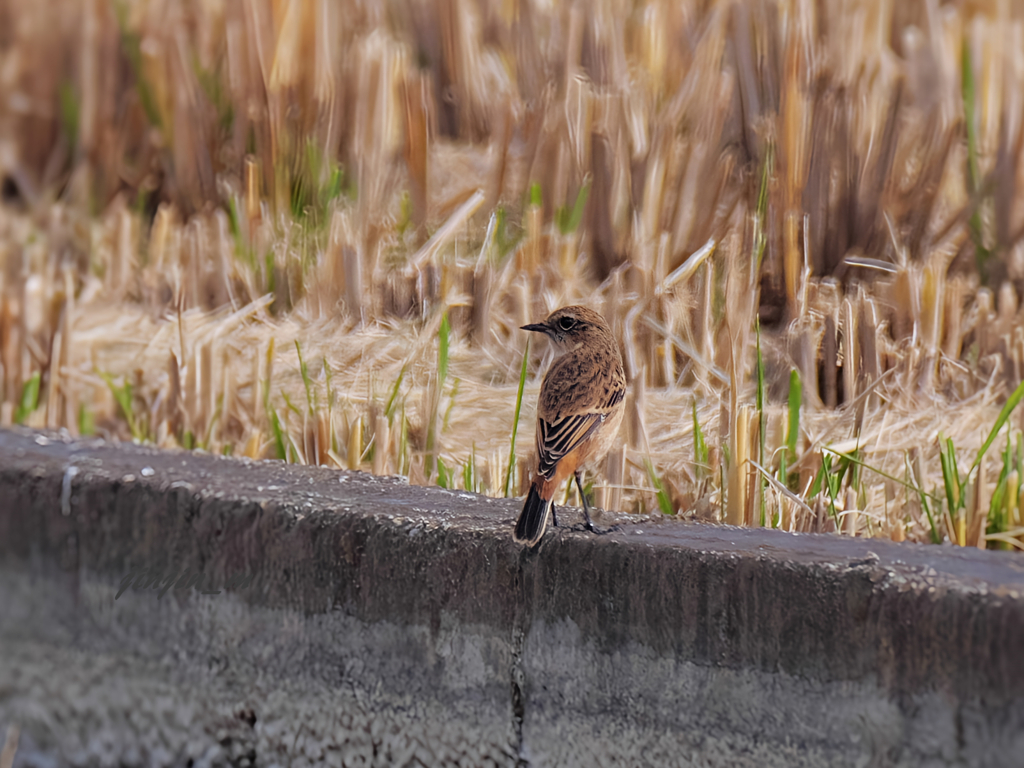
left=558, top=316, right=577, bottom=331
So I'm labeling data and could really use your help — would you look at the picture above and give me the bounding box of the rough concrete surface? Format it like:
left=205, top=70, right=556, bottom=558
left=1, top=427, right=1024, bottom=767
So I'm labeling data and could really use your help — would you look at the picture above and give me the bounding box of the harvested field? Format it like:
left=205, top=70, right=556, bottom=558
left=2, top=0, right=1024, bottom=547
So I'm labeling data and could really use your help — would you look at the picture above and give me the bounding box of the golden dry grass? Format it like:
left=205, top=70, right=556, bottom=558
left=3, top=0, right=1024, bottom=548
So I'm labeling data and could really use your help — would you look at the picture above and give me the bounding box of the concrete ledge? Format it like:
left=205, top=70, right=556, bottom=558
left=1, top=427, right=1024, bottom=767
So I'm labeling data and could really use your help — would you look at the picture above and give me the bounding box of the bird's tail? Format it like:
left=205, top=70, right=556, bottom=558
left=514, top=480, right=552, bottom=546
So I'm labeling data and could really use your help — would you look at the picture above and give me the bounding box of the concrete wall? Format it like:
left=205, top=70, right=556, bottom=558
left=1, top=427, right=1023, bottom=767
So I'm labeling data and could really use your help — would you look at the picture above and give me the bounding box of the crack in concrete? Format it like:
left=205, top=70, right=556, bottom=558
left=510, top=545, right=531, bottom=766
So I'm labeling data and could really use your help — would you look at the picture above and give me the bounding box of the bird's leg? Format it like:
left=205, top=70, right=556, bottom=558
left=550, top=504, right=559, bottom=528
left=574, top=471, right=595, bottom=532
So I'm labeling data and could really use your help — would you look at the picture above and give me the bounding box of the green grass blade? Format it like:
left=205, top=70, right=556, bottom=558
left=78, top=404, right=95, bottom=436
left=281, top=390, right=302, bottom=418
left=426, top=311, right=452, bottom=482
left=834, top=451, right=854, bottom=491
left=114, top=5, right=163, bottom=130
left=753, top=141, right=773, bottom=272
left=987, top=432, right=1014, bottom=536
left=385, top=364, right=408, bottom=419
left=644, top=458, right=675, bottom=516
left=555, top=177, right=591, bottom=235
left=442, top=378, right=461, bottom=432
left=438, top=311, right=450, bottom=386
left=15, top=372, right=42, bottom=425
left=203, top=395, right=224, bottom=451
left=397, top=190, right=412, bottom=236
left=962, top=39, right=981, bottom=197
left=398, top=407, right=409, bottom=476
left=58, top=81, right=80, bottom=152
left=437, top=456, right=452, bottom=489
left=904, top=452, right=941, bottom=544
left=785, top=368, right=801, bottom=489
left=503, top=339, right=530, bottom=497
left=295, top=340, right=315, bottom=416
left=1017, top=432, right=1024, bottom=483
left=324, top=355, right=337, bottom=454
left=755, top=319, right=767, bottom=526
left=529, top=182, right=542, bottom=208
left=808, top=461, right=824, bottom=499
left=269, top=408, right=286, bottom=460
left=263, top=338, right=275, bottom=411
left=822, top=454, right=842, bottom=527
left=938, top=435, right=961, bottom=516
left=495, top=206, right=525, bottom=258
left=99, top=371, right=142, bottom=439
left=970, top=376, right=1024, bottom=473
left=692, top=399, right=708, bottom=472
left=463, top=446, right=476, bottom=492
left=822, top=446, right=943, bottom=504
left=947, top=437, right=963, bottom=506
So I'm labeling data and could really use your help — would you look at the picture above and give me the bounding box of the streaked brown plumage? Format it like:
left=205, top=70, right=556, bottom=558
left=513, top=306, right=626, bottom=546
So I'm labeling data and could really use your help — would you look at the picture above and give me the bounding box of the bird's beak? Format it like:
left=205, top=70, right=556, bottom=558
left=520, top=322, right=549, bottom=334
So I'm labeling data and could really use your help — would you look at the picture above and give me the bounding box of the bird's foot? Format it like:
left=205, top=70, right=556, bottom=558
left=571, top=519, right=620, bottom=536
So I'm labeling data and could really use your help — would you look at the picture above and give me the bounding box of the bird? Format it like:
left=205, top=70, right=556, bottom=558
left=513, top=305, right=626, bottom=546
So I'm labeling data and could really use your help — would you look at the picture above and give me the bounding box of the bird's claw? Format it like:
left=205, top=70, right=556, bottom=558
left=571, top=520, right=619, bottom=536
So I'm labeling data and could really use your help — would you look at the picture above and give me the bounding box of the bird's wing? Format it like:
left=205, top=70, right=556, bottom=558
left=535, top=411, right=606, bottom=479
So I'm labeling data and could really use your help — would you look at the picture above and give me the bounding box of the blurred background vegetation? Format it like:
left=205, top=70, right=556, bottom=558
left=2, top=0, right=1024, bottom=548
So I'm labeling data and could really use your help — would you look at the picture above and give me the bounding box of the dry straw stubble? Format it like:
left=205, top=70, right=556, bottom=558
left=2, top=0, right=1024, bottom=547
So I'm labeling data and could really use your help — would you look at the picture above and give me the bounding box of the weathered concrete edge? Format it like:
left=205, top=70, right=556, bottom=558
left=3, top=427, right=1024, bottom=766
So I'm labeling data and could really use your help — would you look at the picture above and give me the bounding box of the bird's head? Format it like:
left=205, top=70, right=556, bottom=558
left=521, top=305, right=612, bottom=352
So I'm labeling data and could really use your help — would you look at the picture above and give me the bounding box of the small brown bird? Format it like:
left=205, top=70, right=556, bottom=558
left=514, top=305, right=626, bottom=546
